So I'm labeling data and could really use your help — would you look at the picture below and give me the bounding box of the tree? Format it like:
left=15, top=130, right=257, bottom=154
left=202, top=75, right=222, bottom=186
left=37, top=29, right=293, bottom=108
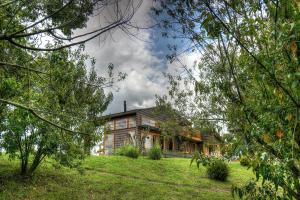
left=0, top=47, right=119, bottom=176
left=0, top=0, right=136, bottom=175
left=0, top=0, right=139, bottom=120
left=0, top=0, right=140, bottom=51
left=153, top=0, right=300, bottom=199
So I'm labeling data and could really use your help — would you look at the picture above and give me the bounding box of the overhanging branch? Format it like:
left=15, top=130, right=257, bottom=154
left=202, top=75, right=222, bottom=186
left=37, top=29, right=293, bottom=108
left=7, top=18, right=130, bottom=51
left=204, top=1, right=300, bottom=108
left=0, top=98, right=88, bottom=136
left=0, top=61, right=48, bottom=74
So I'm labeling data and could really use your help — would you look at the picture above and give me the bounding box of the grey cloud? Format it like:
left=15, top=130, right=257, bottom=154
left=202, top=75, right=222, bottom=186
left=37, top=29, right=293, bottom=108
left=76, top=0, right=199, bottom=114
left=79, top=1, right=168, bottom=114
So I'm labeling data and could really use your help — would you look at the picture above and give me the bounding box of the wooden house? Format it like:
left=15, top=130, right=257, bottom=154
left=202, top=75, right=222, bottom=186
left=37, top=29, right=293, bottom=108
left=103, top=102, right=221, bottom=156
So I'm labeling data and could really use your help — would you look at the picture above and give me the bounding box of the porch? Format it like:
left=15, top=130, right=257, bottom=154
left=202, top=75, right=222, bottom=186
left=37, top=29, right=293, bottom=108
left=160, top=136, right=203, bottom=155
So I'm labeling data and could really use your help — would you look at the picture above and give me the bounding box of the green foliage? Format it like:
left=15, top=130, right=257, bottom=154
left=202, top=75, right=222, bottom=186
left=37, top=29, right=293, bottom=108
left=154, top=99, right=190, bottom=137
left=148, top=143, right=162, bottom=160
left=191, top=152, right=229, bottom=181
left=114, top=144, right=139, bottom=159
left=125, top=146, right=139, bottom=159
left=239, top=156, right=250, bottom=166
left=154, top=0, right=300, bottom=198
left=206, top=159, right=229, bottom=181
left=232, top=180, right=283, bottom=200
left=0, top=0, right=132, bottom=176
left=0, top=45, right=114, bottom=176
left=220, top=133, right=241, bottom=159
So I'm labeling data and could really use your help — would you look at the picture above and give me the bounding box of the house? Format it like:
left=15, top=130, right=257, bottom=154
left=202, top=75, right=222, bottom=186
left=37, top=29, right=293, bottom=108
left=102, top=101, right=221, bottom=157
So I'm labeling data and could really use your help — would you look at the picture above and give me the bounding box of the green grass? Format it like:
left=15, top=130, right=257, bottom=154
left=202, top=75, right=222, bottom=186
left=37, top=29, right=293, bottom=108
left=0, top=155, right=254, bottom=200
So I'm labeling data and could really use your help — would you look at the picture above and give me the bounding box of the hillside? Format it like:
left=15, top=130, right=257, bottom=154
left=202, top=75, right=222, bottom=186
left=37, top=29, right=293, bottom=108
left=0, top=156, right=254, bottom=200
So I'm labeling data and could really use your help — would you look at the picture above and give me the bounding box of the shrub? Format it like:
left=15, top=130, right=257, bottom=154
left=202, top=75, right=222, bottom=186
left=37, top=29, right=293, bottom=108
left=114, top=144, right=139, bottom=158
left=206, top=159, right=229, bottom=181
left=148, top=143, right=162, bottom=160
left=240, top=156, right=250, bottom=166
left=124, top=145, right=139, bottom=158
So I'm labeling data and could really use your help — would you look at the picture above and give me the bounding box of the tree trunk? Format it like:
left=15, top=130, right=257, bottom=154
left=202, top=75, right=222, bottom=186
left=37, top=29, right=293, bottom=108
left=29, top=154, right=43, bottom=175
left=84, top=135, right=91, bottom=155
left=28, top=146, right=44, bottom=175
left=20, top=154, right=28, bottom=176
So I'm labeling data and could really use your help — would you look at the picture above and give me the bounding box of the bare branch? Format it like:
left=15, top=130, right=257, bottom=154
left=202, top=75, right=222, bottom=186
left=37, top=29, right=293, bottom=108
left=0, top=61, right=124, bottom=91
left=8, top=18, right=131, bottom=51
left=10, top=0, right=74, bottom=36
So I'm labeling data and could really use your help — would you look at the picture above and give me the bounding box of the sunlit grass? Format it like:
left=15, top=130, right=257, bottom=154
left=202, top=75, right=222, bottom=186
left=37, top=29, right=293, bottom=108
left=0, top=155, right=254, bottom=200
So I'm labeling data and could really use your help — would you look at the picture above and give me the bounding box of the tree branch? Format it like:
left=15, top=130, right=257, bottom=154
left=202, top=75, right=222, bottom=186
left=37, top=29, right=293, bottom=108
left=0, top=98, right=88, bottom=136
left=7, top=18, right=131, bottom=51
left=0, top=0, right=17, bottom=8
left=204, top=1, right=300, bottom=108
left=0, top=61, right=48, bottom=74
left=10, top=0, right=74, bottom=36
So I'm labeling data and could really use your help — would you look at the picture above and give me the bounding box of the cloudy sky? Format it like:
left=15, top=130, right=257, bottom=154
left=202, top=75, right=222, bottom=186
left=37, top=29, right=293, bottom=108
left=80, top=0, right=198, bottom=114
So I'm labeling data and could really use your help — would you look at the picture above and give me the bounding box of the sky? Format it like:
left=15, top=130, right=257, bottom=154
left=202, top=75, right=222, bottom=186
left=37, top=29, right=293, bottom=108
left=80, top=0, right=199, bottom=114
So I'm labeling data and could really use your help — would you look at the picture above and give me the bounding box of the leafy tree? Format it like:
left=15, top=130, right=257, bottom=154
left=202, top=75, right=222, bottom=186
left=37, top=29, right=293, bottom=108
left=0, top=0, right=137, bottom=175
left=0, top=0, right=139, bottom=51
left=0, top=0, right=139, bottom=115
left=0, top=47, right=118, bottom=176
left=153, top=0, right=300, bottom=199
left=153, top=97, right=201, bottom=153
left=154, top=98, right=187, bottom=137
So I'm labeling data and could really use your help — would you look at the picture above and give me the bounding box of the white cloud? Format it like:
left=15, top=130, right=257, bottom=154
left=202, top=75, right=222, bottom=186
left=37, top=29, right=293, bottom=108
left=78, top=1, right=169, bottom=114
left=76, top=0, right=201, bottom=114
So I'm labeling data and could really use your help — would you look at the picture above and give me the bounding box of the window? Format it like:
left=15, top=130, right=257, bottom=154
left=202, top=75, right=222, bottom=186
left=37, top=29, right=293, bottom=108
left=115, top=118, right=127, bottom=129
left=142, top=116, right=156, bottom=127
left=128, top=117, right=136, bottom=128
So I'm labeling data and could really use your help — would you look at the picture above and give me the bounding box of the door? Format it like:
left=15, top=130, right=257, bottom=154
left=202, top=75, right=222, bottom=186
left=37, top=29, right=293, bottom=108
left=144, top=135, right=153, bottom=150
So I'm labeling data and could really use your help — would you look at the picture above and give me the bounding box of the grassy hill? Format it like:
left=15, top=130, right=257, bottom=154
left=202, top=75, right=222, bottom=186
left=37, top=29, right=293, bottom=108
left=0, top=155, right=254, bottom=200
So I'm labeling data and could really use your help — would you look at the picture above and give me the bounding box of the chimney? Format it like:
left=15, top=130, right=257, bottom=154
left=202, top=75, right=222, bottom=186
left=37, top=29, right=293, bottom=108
left=123, top=101, right=127, bottom=112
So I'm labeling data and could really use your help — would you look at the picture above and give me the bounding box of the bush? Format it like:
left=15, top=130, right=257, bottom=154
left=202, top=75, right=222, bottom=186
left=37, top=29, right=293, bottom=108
left=206, top=160, right=229, bottom=181
left=114, top=144, right=139, bottom=158
left=240, top=156, right=250, bottom=166
left=124, top=146, right=139, bottom=158
left=114, top=147, right=125, bottom=156
left=148, top=143, right=162, bottom=160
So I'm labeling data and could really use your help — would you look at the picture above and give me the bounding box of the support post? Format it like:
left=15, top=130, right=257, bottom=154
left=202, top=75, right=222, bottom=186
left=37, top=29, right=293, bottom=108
left=172, top=137, right=175, bottom=151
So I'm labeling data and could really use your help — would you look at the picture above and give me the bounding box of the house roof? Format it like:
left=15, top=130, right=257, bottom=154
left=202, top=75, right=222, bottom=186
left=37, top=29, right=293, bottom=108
left=104, top=106, right=191, bottom=126
left=103, top=107, right=156, bottom=119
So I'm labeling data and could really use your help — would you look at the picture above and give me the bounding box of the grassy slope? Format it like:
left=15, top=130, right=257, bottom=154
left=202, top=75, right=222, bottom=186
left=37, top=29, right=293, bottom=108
left=0, top=156, right=254, bottom=200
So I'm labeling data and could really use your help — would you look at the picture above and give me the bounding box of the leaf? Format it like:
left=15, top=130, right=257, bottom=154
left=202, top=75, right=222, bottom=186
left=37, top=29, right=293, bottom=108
left=275, top=130, right=284, bottom=139
left=262, top=133, right=271, bottom=143
left=287, top=113, right=293, bottom=122
left=291, top=41, right=297, bottom=55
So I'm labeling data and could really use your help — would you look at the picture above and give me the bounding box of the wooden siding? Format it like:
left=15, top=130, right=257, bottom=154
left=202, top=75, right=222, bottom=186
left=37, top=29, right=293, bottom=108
left=104, top=114, right=139, bottom=151
left=103, top=107, right=221, bottom=156
left=136, top=112, right=142, bottom=143
left=110, top=128, right=136, bottom=148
